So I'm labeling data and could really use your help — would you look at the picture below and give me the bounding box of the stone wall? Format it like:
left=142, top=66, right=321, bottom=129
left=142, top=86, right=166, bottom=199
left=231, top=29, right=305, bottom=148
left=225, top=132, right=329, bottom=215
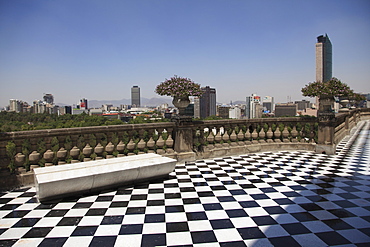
left=1, top=108, right=369, bottom=191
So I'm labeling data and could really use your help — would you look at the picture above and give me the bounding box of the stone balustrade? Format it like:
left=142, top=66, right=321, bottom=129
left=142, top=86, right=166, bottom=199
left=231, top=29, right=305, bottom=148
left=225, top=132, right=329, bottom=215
left=1, top=108, right=369, bottom=190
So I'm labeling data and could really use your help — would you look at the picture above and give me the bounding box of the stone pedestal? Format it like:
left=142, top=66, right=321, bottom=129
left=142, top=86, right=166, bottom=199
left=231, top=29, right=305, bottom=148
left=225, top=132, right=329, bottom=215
left=316, top=112, right=336, bottom=154
left=173, top=117, right=193, bottom=153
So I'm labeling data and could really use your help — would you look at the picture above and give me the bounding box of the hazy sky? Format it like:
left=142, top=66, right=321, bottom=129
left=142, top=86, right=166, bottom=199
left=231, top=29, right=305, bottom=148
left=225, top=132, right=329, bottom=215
left=1, top=0, right=369, bottom=107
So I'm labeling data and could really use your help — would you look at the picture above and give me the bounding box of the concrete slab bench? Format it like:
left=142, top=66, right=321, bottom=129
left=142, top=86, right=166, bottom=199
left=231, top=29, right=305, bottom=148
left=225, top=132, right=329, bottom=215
left=34, top=153, right=177, bottom=203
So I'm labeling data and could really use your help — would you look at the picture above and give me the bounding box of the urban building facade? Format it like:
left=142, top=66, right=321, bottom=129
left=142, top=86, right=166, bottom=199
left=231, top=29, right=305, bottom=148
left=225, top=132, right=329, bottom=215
left=262, top=96, right=274, bottom=113
left=245, top=94, right=262, bottom=119
left=217, top=106, right=230, bottom=119
left=131, top=86, right=141, bottom=107
left=199, top=86, right=216, bottom=118
left=80, top=98, right=88, bottom=110
left=316, top=34, right=332, bottom=83
left=295, top=100, right=311, bottom=111
left=275, top=103, right=297, bottom=117
left=229, top=106, right=242, bottom=119
left=43, top=94, right=54, bottom=104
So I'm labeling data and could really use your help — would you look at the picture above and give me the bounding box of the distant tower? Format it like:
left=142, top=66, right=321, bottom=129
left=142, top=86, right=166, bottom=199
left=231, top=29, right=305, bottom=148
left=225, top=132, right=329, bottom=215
left=131, top=86, right=140, bottom=107
left=245, top=94, right=262, bottom=119
left=316, top=34, right=332, bottom=83
left=199, top=86, right=216, bottom=118
left=80, top=98, right=88, bottom=110
left=43, top=94, right=54, bottom=104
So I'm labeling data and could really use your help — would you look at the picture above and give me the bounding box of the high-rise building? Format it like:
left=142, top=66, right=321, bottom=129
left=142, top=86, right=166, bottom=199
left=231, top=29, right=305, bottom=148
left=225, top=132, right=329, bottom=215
left=131, top=86, right=140, bottom=107
left=80, top=98, right=88, bottom=110
left=245, top=94, right=262, bottom=119
left=194, top=98, right=200, bottom=118
left=262, top=96, right=274, bottom=113
left=199, top=86, right=216, bottom=118
left=9, top=99, right=22, bottom=113
left=316, top=34, right=332, bottom=83
left=43, top=94, right=54, bottom=104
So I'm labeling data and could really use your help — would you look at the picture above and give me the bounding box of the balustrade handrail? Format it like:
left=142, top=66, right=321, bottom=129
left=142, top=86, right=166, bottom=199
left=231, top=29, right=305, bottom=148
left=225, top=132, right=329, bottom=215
left=0, top=108, right=369, bottom=187
left=0, top=122, right=176, bottom=142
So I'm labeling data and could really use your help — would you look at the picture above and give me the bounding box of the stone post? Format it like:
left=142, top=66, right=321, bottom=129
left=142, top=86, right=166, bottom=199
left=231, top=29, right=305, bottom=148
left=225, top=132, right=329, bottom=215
left=315, top=96, right=337, bottom=154
left=172, top=117, right=195, bottom=162
left=316, top=112, right=336, bottom=154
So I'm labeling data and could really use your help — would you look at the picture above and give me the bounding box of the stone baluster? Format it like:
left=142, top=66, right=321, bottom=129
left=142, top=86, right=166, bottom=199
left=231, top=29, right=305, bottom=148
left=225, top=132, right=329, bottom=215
left=274, top=124, right=282, bottom=143
left=136, top=130, right=146, bottom=154
left=146, top=129, right=156, bottom=153
left=14, top=139, right=23, bottom=155
left=192, top=126, right=201, bottom=151
left=245, top=124, right=252, bottom=144
left=83, top=144, right=93, bottom=161
left=309, top=123, right=316, bottom=143
left=29, top=151, right=40, bottom=171
left=106, top=132, right=113, bottom=146
left=83, top=134, right=91, bottom=150
left=206, top=126, right=215, bottom=150
left=251, top=124, right=259, bottom=144
left=237, top=125, right=245, bottom=144
left=116, top=141, right=126, bottom=157
left=258, top=124, right=266, bottom=143
left=57, top=136, right=66, bottom=149
left=70, top=135, right=79, bottom=149
left=43, top=149, right=54, bottom=166
left=291, top=124, right=299, bottom=143
left=222, top=126, right=230, bottom=147
left=229, top=127, right=238, bottom=146
left=57, top=147, right=67, bottom=164
left=70, top=146, right=80, bottom=163
left=282, top=124, right=290, bottom=142
left=214, top=126, right=223, bottom=148
left=266, top=124, right=274, bottom=143
left=30, top=138, right=38, bottom=155
left=15, top=153, right=26, bottom=173
left=105, top=142, right=115, bottom=158
left=155, top=128, right=165, bottom=155
left=165, top=128, right=174, bottom=154
left=94, top=143, right=104, bottom=159
left=45, top=137, right=52, bottom=151
left=301, top=123, right=310, bottom=143
left=126, top=133, right=136, bottom=156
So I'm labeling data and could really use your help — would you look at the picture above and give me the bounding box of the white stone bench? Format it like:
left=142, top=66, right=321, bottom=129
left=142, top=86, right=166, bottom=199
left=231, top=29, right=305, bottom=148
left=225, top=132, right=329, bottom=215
left=34, top=153, right=177, bottom=203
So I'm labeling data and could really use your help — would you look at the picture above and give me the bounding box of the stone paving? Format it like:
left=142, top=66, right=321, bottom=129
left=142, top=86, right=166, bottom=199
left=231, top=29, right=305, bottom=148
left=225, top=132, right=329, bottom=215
left=0, top=120, right=369, bottom=247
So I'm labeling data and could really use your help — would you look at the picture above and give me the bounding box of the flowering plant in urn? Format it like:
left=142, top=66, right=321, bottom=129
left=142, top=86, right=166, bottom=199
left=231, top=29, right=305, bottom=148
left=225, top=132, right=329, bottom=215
left=156, top=75, right=203, bottom=116
left=301, top=77, right=353, bottom=98
left=155, top=75, right=203, bottom=98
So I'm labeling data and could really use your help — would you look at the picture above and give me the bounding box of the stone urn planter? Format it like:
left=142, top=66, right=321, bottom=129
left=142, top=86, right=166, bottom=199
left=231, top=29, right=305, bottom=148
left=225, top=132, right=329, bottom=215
left=319, top=95, right=335, bottom=113
left=339, top=99, right=350, bottom=112
left=172, top=96, right=190, bottom=116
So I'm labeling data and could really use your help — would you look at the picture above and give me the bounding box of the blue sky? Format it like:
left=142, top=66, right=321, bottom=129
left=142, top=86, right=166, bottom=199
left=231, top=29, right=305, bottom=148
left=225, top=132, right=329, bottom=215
left=1, top=0, right=369, bottom=107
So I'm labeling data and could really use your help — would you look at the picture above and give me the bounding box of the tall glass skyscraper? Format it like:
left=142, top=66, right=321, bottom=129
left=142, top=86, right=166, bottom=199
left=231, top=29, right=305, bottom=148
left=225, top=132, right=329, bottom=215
left=199, top=86, right=216, bottom=118
left=131, top=86, right=140, bottom=107
left=316, top=34, right=332, bottom=83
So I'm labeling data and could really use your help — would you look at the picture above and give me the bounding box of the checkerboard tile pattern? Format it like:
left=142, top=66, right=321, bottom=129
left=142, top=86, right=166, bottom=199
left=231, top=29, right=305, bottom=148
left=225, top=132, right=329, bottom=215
left=1, top=120, right=369, bottom=246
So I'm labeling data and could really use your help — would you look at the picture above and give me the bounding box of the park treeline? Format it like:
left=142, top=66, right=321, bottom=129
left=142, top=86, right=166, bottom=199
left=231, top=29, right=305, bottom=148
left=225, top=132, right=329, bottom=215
left=0, top=112, right=126, bottom=132
left=0, top=112, right=171, bottom=132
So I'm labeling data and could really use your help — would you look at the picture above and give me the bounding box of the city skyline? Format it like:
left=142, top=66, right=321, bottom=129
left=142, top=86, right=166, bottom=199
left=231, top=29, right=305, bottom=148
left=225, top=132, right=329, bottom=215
left=1, top=0, right=369, bottom=108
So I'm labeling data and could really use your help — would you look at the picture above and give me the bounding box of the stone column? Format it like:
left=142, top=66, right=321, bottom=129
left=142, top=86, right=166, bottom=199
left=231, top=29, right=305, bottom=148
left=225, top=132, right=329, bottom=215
left=316, top=112, right=336, bottom=154
left=172, top=117, right=195, bottom=162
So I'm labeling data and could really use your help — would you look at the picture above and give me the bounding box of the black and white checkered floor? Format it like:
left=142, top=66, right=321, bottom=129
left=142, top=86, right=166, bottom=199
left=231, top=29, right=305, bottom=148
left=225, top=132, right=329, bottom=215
left=1, top=120, right=370, bottom=247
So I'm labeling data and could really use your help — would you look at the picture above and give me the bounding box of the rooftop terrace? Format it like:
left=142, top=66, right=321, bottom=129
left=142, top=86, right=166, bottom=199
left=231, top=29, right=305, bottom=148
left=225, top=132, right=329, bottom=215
left=0, top=120, right=369, bottom=246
